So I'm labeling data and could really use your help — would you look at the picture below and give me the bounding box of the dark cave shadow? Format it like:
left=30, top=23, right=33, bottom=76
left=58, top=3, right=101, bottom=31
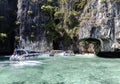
left=97, top=52, right=120, bottom=58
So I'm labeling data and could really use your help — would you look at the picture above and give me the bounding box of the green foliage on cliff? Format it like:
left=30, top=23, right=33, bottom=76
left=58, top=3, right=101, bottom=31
left=15, top=36, right=20, bottom=42
left=47, top=0, right=53, bottom=3
left=30, top=32, right=35, bottom=41
left=0, top=33, right=7, bottom=38
left=41, top=0, right=81, bottom=47
left=54, top=11, right=64, bottom=19
left=45, top=22, right=61, bottom=41
left=101, top=0, right=106, bottom=3
left=0, top=16, right=5, bottom=21
left=27, top=10, right=33, bottom=15
left=0, top=33, right=7, bottom=42
left=76, top=0, right=87, bottom=10
left=41, top=5, right=54, bottom=13
left=15, top=21, right=21, bottom=25
left=110, top=0, right=120, bottom=3
left=66, top=11, right=79, bottom=29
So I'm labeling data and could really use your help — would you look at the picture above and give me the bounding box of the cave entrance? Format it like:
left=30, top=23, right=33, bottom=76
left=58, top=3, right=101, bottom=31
left=53, top=40, right=59, bottom=50
left=79, top=38, right=101, bottom=54
left=53, top=37, right=64, bottom=50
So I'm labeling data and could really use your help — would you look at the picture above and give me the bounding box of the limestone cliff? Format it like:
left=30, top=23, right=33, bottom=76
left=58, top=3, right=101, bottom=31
left=79, top=0, right=120, bottom=52
left=16, top=0, right=79, bottom=51
left=17, top=0, right=120, bottom=52
left=17, top=0, right=52, bottom=50
left=1, top=0, right=120, bottom=54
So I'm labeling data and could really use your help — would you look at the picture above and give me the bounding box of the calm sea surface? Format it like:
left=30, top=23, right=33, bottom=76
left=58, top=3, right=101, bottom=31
left=0, top=55, right=120, bottom=84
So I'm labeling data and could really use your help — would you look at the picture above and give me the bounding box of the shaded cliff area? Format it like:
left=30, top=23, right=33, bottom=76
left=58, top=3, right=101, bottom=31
left=0, top=0, right=17, bottom=55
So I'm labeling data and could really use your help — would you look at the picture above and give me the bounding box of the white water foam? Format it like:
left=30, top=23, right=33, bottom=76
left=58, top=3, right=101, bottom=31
left=75, top=54, right=96, bottom=58
left=10, top=60, right=42, bottom=67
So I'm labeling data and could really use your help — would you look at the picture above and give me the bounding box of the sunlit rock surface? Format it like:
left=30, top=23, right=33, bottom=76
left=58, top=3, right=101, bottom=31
left=79, top=0, right=120, bottom=51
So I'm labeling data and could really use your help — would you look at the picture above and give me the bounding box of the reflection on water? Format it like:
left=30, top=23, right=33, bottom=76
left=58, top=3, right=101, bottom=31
left=1, top=55, right=120, bottom=84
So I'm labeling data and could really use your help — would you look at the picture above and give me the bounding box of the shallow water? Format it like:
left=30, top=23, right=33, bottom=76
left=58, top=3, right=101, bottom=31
left=0, top=55, right=120, bottom=84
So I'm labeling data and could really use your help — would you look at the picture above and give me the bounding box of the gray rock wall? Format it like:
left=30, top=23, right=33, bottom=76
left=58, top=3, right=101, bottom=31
left=17, top=0, right=52, bottom=50
left=79, top=0, right=120, bottom=51
left=17, top=0, right=120, bottom=52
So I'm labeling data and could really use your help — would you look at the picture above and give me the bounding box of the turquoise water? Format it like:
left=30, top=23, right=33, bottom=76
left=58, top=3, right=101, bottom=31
left=0, top=56, right=120, bottom=84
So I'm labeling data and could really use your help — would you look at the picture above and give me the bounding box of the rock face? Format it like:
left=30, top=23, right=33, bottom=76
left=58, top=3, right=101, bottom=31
left=1, top=0, right=120, bottom=54
left=16, top=0, right=80, bottom=52
left=17, top=0, right=51, bottom=50
left=79, top=0, right=120, bottom=51
left=17, top=0, right=120, bottom=52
